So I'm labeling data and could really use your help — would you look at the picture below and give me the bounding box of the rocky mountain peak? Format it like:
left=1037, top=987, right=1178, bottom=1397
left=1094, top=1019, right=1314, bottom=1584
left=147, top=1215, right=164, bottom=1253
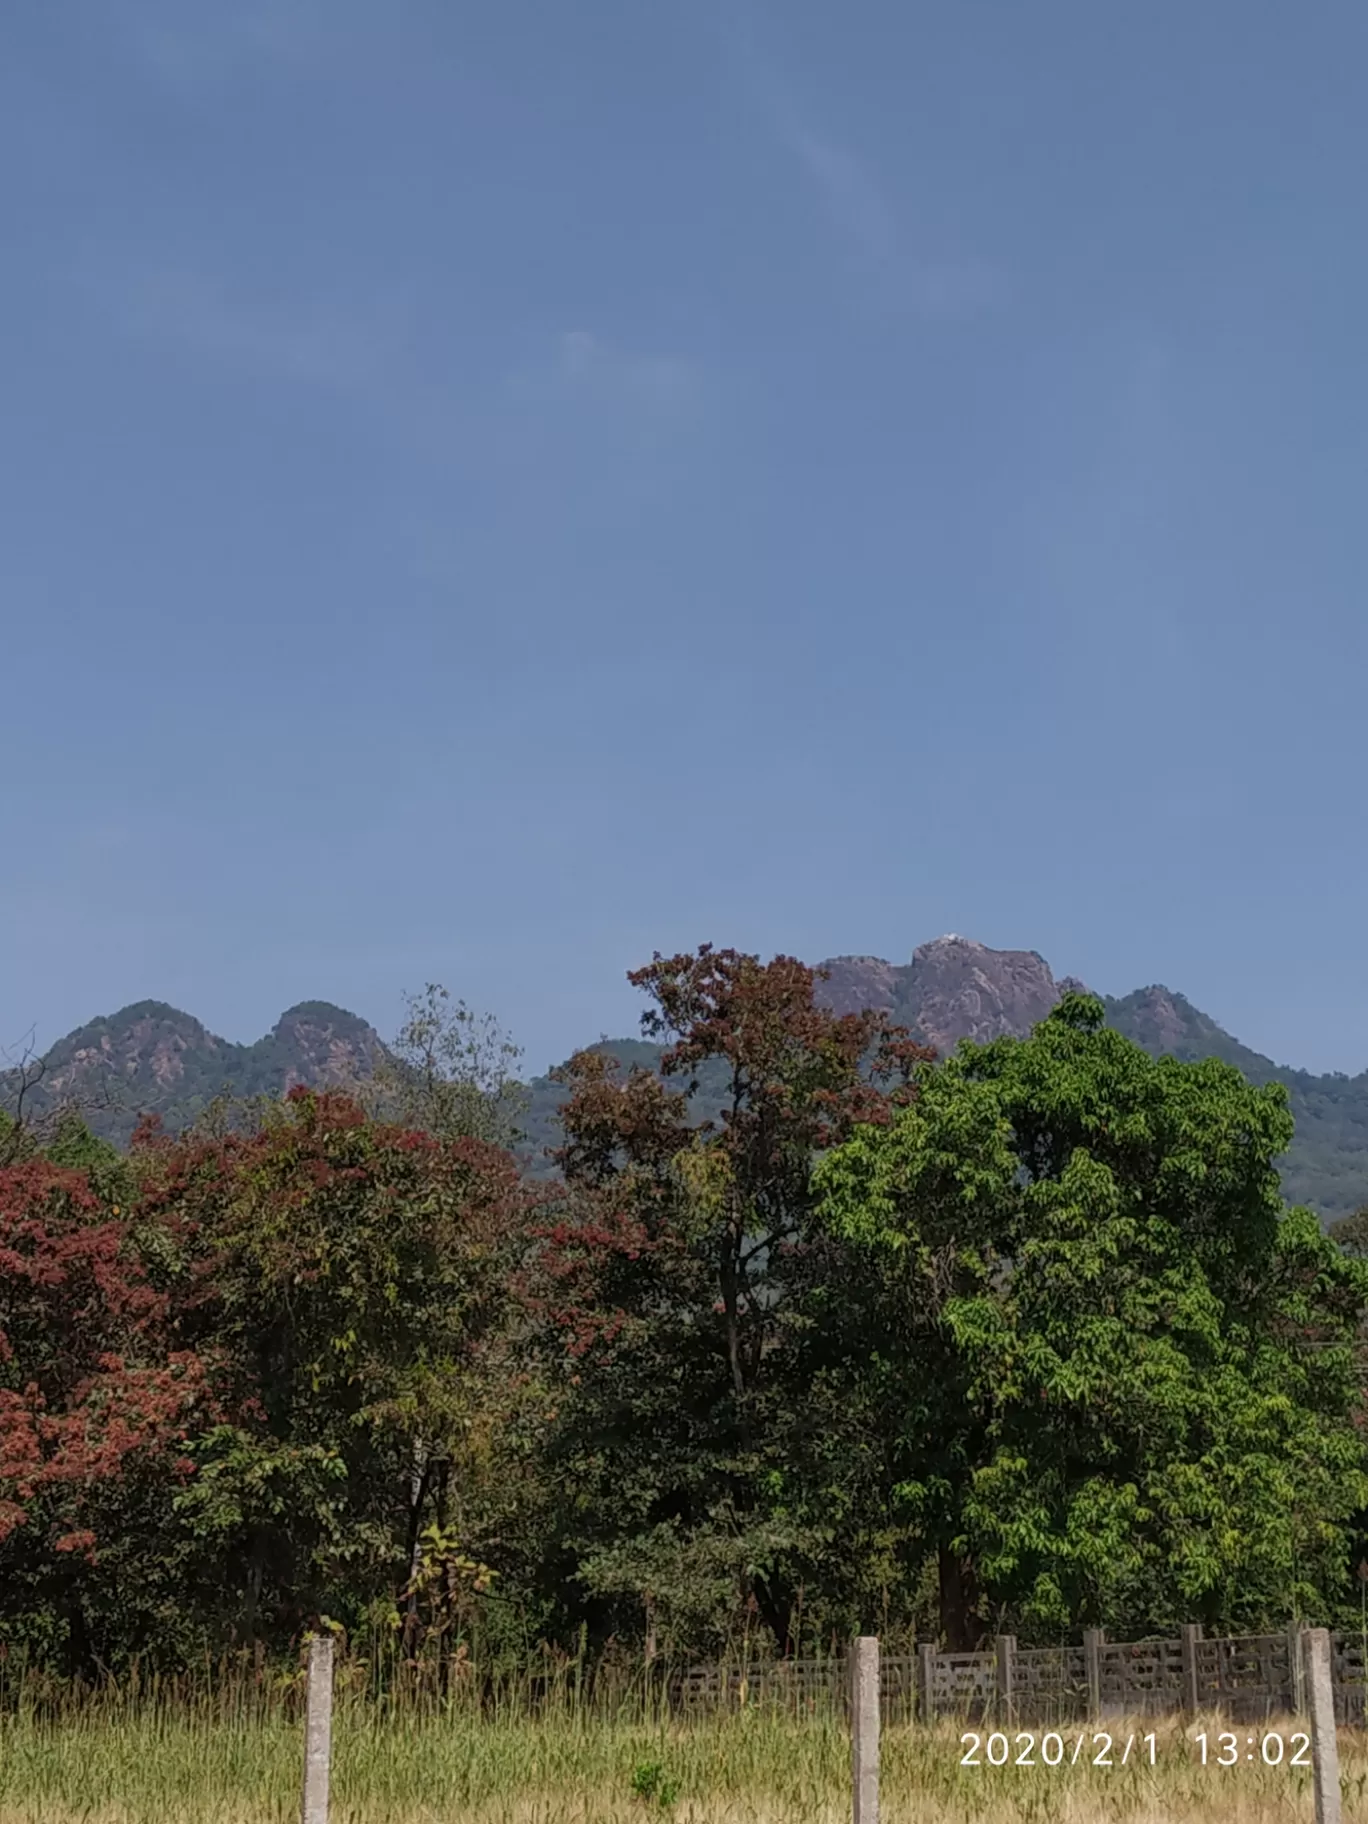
left=12, top=1000, right=386, bottom=1147
left=270, top=1001, right=386, bottom=1090
left=1117, top=986, right=1190, bottom=1051
left=37, top=1001, right=222, bottom=1105
left=900, top=935, right=1070, bottom=1053
left=815, top=935, right=1082, bottom=1056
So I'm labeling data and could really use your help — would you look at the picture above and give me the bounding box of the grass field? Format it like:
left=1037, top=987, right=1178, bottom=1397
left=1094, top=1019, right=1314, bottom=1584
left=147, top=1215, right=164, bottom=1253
left=1, top=1703, right=1366, bottom=1824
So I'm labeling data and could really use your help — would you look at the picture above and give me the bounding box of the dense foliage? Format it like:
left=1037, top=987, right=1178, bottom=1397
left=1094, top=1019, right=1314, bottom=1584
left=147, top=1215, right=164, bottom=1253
left=815, top=993, right=1368, bottom=1643
left=2, top=956, right=1367, bottom=1677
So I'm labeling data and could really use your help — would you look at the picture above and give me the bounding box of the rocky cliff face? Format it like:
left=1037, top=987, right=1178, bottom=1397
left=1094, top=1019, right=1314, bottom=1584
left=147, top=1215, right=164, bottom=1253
left=816, top=934, right=1086, bottom=1057
left=815, top=955, right=899, bottom=1019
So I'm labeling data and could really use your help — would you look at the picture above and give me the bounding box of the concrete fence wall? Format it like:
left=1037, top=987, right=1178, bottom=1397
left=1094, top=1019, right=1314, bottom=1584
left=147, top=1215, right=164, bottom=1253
left=673, top=1626, right=1368, bottom=1725
left=294, top=1629, right=1348, bottom=1824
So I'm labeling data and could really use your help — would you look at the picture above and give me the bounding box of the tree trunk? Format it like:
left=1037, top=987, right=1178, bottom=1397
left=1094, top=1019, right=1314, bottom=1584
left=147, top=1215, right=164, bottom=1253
left=402, top=1440, right=432, bottom=1653
left=243, top=1530, right=265, bottom=1646
left=938, top=1545, right=980, bottom=1651
left=752, top=1572, right=794, bottom=1656
left=64, top=1596, right=96, bottom=1683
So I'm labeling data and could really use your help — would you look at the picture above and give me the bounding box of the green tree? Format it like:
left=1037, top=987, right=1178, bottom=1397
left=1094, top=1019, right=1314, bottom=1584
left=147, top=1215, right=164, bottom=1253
left=815, top=992, right=1368, bottom=1644
left=1330, top=1205, right=1368, bottom=1258
left=41, top=1111, right=134, bottom=1204
left=359, top=984, right=527, bottom=1149
left=532, top=946, right=929, bottom=1656
left=130, top=1087, right=531, bottom=1654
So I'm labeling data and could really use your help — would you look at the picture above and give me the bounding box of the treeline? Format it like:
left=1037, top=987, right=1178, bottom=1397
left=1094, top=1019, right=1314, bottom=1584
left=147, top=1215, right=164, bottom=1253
left=2, top=948, right=1367, bottom=1679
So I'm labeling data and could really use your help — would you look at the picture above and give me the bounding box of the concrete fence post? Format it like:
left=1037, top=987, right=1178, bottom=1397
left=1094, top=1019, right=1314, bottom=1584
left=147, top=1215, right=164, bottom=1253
left=1083, top=1629, right=1104, bottom=1722
left=1289, top=1623, right=1307, bottom=1717
left=995, top=1635, right=1016, bottom=1726
left=851, top=1636, right=880, bottom=1824
left=1180, top=1623, right=1202, bottom=1715
left=918, top=1642, right=937, bottom=1725
left=1303, top=1628, right=1341, bottom=1824
left=300, top=1633, right=334, bottom=1824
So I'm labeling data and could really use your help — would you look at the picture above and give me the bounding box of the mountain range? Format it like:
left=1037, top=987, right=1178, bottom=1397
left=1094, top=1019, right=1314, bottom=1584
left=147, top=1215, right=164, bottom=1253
left=10, top=936, right=1368, bottom=1223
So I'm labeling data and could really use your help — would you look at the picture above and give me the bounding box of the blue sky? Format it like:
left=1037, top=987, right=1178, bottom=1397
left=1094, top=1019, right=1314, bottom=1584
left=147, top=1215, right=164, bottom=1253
left=5, top=0, right=1368, bottom=1076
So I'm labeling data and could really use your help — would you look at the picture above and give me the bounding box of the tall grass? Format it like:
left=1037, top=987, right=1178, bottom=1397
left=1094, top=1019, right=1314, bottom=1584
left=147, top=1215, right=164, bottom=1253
left=0, top=1665, right=1364, bottom=1822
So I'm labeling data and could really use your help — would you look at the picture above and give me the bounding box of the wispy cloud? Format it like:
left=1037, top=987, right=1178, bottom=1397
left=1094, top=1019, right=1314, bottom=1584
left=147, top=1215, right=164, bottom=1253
left=553, top=330, right=699, bottom=413
left=502, top=330, right=702, bottom=428
left=98, top=262, right=411, bottom=402
left=112, top=0, right=340, bottom=89
left=727, top=23, right=1006, bottom=318
left=784, top=125, right=897, bottom=262
left=899, top=261, right=1007, bottom=319
left=401, top=329, right=712, bottom=539
left=86, top=252, right=701, bottom=487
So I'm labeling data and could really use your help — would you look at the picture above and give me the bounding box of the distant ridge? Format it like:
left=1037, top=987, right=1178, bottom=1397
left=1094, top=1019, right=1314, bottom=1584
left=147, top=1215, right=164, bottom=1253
left=12, top=938, right=1368, bottom=1222
left=19, top=998, right=385, bottom=1146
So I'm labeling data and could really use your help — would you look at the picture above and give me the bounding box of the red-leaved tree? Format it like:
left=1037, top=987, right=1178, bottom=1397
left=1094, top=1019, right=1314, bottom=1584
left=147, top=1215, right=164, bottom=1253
left=0, top=1158, right=210, bottom=1671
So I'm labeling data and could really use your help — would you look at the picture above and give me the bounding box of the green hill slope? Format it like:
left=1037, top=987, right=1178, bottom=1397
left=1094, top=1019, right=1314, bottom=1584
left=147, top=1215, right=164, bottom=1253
left=1104, top=986, right=1368, bottom=1221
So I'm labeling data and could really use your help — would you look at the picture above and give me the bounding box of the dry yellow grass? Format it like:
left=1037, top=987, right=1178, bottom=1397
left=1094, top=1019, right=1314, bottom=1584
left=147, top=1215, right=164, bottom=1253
left=1, top=1708, right=1366, bottom=1822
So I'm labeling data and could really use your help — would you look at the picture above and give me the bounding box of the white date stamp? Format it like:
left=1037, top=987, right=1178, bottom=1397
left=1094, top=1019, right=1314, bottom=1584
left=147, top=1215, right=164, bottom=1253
left=961, top=1731, right=1158, bottom=1768
left=959, top=1729, right=1314, bottom=1770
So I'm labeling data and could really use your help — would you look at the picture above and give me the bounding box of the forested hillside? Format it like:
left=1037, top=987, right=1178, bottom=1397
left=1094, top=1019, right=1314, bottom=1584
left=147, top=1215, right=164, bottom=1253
left=10, top=935, right=1368, bottom=1218
left=13, top=998, right=385, bottom=1146
left=1104, top=985, right=1368, bottom=1218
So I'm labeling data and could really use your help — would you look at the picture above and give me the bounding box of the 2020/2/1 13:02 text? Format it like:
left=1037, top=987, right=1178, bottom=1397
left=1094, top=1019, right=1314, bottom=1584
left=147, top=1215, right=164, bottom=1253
left=960, top=1731, right=1312, bottom=1770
